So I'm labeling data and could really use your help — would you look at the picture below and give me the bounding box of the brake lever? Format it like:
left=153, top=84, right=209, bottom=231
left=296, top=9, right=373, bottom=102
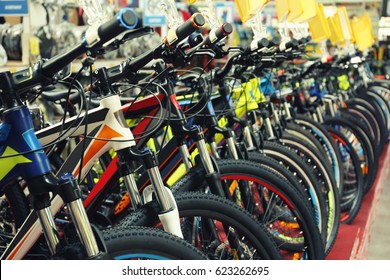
left=182, top=36, right=207, bottom=57
left=104, top=27, right=154, bottom=53
left=207, top=43, right=228, bottom=59
left=190, top=49, right=216, bottom=58
left=261, top=56, right=276, bottom=63
left=227, top=47, right=243, bottom=53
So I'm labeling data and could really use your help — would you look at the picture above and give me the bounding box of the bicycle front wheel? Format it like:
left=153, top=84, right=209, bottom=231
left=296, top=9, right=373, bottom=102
left=101, top=226, right=207, bottom=260
left=119, top=192, right=283, bottom=260
left=172, top=160, right=325, bottom=260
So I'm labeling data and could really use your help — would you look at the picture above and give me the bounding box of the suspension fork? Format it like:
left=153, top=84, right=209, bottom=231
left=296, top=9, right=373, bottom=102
left=173, top=123, right=229, bottom=198
left=0, top=75, right=101, bottom=259
left=257, top=105, right=278, bottom=141
left=192, top=103, right=258, bottom=206
left=157, top=75, right=229, bottom=198
left=116, top=146, right=183, bottom=237
left=281, top=98, right=293, bottom=121
left=92, top=66, right=180, bottom=234
left=228, top=117, right=259, bottom=152
left=27, top=173, right=101, bottom=259
left=187, top=110, right=253, bottom=257
left=323, top=97, right=338, bottom=117
left=211, top=126, right=240, bottom=160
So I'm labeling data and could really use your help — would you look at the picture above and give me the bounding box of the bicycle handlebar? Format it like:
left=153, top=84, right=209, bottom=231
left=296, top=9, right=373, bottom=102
left=104, top=13, right=206, bottom=82
left=164, top=13, right=205, bottom=48
left=12, top=8, right=138, bottom=93
left=204, top=23, right=233, bottom=46
left=97, top=8, right=138, bottom=45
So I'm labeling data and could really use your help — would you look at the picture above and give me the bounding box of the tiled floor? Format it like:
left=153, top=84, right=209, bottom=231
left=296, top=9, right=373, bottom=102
left=366, top=167, right=390, bottom=259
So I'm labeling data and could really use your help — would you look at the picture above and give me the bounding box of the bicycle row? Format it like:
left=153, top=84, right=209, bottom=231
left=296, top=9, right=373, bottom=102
left=0, top=5, right=389, bottom=260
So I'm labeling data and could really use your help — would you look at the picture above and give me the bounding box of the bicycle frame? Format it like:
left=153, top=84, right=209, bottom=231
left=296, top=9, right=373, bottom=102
left=0, top=75, right=100, bottom=260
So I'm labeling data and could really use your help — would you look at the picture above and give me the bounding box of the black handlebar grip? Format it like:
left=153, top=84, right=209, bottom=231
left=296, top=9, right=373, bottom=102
left=298, top=36, right=312, bottom=45
left=269, top=37, right=280, bottom=48
left=97, top=8, right=138, bottom=46
left=292, top=38, right=299, bottom=48
left=285, top=40, right=293, bottom=50
left=257, top=38, right=271, bottom=49
left=285, top=39, right=299, bottom=50
left=298, top=38, right=306, bottom=45
left=249, top=37, right=269, bottom=52
left=205, top=23, right=233, bottom=46
left=164, top=13, right=205, bottom=48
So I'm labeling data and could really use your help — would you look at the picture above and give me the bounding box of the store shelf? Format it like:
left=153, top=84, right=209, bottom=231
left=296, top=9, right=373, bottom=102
left=326, top=143, right=390, bottom=260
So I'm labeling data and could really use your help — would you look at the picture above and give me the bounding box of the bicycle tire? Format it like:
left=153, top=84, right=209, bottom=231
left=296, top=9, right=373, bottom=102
left=294, top=114, right=344, bottom=191
left=278, top=132, right=340, bottom=255
left=345, top=98, right=387, bottom=153
left=246, top=150, right=328, bottom=241
left=358, top=91, right=390, bottom=140
left=118, top=192, right=283, bottom=260
left=285, top=122, right=329, bottom=162
left=325, top=126, right=364, bottom=224
left=2, top=180, right=30, bottom=229
left=338, top=107, right=378, bottom=155
left=324, top=111, right=378, bottom=193
left=101, top=226, right=208, bottom=260
left=171, top=160, right=325, bottom=259
left=261, top=140, right=329, bottom=232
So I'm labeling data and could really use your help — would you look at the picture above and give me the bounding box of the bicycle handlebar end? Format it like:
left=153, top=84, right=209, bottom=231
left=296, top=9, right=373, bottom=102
left=117, top=8, right=139, bottom=29
left=97, top=8, right=139, bottom=46
left=205, top=22, right=233, bottom=46
left=164, top=13, right=206, bottom=48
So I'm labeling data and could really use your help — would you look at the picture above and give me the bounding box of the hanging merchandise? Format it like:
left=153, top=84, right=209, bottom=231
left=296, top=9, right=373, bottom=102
left=235, top=0, right=269, bottom=23
left=53, top=21, right=79, bottom=55
left=0, top=23, right=23, bottom=61
left=36, top=25, right=56, bottom=59
left=119, top=32, right=161, bottom=58
left=327, top=15, right=344, bottom=46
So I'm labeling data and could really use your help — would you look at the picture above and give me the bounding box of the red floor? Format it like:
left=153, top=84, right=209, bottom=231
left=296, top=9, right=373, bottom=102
left=326, top=144, right=390, bottom=260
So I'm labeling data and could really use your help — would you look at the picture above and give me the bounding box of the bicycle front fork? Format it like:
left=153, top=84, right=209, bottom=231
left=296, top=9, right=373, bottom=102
left=28, top=173, right=100, bottom=258
left=116, top=147, right=183, bottom=238
left=176, top=125, right=229, bottom=198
